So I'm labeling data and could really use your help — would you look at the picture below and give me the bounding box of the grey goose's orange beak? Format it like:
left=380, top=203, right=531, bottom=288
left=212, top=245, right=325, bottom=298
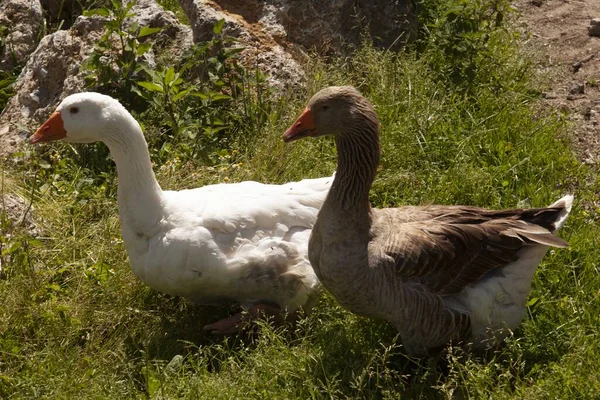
left=283, top=108, right=316, bottom=142
left=30, top=112, right=67, bottom=144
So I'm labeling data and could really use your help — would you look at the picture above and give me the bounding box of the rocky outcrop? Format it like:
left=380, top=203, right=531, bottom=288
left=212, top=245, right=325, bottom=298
left=179, top=0, right=416, bottom=88
left=180, top=0, right=306, bottom=89
left=0, top=16, right=106, bottom=155
left=0, top=0, right=415, bottom=156
left=0, top=0, right=44, bottom=71
left=128, top=0, right=193, bottom=58
left=198, top=0, right=415, bottom=52
left=0, top=0, right=192, bottom=156
left=271, top=0, right=415, bottom=51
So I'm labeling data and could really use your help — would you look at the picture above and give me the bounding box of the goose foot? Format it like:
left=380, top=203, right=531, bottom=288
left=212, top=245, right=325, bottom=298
left=202, top=312, right=245, bottom=335
left=203, top=304, right=297, bottom=335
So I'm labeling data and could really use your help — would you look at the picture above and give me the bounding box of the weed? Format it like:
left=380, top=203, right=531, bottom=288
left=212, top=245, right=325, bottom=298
left=0, top=71, right=16, bottom=113
left=135, top=19, right=271, bottom=164
left=82, top=0, right=161, bottom=111
left=0, top=25, right=18, bottom=112
left=156, top=0, right=189, bottom=24
left=416, top=0, right=517, bottom=94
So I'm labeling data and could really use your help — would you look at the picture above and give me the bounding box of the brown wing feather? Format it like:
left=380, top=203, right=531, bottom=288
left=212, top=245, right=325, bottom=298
left=372, top=205, right=568, bottom=295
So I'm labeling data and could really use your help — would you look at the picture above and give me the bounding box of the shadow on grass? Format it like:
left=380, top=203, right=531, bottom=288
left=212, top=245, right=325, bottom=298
left=115, top=290, right=572, bottom=398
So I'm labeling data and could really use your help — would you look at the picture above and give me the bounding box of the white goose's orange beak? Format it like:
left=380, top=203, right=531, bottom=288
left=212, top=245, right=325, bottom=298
left=283, top=108, right=316, bottom=142
left=30, top=112, right=67, bottom=144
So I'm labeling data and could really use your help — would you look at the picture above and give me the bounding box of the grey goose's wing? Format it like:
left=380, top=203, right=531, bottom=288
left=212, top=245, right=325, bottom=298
left=371, top=206, right=568, bottom=296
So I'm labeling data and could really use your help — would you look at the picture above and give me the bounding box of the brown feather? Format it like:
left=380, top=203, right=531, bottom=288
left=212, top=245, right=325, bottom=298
left=371, top=206, right=569, bottom=295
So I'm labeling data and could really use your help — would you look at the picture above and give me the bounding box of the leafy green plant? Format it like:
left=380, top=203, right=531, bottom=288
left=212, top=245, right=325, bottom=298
left=0, top=25, right=18, bottom=112
left=136, top=66, right=198, bottom=139
left=135, top=64, right=233, bottom=163
left=82, top=0, right=161, bottom=111
left=417, top=0, right=515, bottom=92
left=135, top=19, right=272, bottom=164
left=0, top=72, right=16, bottom=113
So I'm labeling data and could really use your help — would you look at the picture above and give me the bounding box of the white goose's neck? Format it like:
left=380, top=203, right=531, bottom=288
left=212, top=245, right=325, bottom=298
left=102, top=115, right=163, bottom=235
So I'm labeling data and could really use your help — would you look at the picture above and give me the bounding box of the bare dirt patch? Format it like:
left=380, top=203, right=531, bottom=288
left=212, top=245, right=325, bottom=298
left=514, top=0, right=600, bottom=164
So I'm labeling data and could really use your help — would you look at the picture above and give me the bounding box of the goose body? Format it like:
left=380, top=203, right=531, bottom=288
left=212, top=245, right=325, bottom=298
left=31, top=92, right=331, bottom=327
left=125, top=177, right=329, bottom=310
left=284, top=86, right=572, bottom=356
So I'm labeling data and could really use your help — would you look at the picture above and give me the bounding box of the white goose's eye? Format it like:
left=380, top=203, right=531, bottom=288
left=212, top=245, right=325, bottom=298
left=70, top=106, right=79, bottom=114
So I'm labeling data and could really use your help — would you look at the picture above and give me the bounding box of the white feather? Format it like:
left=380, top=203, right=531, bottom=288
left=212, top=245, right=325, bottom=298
left=128, top=177, right=332, bottom=310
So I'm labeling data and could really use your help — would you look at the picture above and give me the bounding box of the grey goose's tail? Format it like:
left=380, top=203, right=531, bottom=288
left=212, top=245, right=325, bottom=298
left=503, top=194, right=573, bottom=249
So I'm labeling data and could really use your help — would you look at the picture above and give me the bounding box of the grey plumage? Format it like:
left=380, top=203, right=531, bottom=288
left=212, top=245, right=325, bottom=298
left=284, top=86, right=573, bottom=356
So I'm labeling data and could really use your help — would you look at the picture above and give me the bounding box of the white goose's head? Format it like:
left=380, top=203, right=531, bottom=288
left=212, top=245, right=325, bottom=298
left=30, top=92, right=130, bottom=144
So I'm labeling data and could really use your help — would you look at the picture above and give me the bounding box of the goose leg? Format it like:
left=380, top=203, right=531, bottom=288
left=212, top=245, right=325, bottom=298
left=202, top=312, right=245, bottom=335
left=203, top=304, right=298, bottom=335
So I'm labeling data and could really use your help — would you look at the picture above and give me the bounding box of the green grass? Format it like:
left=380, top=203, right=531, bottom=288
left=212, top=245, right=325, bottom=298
left=1, top=0, right=600, bottom=398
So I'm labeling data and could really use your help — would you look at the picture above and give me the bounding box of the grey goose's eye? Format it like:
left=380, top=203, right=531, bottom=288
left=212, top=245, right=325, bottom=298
left=320, top=105, right=330, bottom=111
left=70, top=107, right=79, bottom=114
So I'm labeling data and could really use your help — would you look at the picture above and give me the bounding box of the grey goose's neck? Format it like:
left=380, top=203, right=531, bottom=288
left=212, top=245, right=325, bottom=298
left=102, top=115, right=163, bottom=234
left=326, top=113, right=380, bottom=213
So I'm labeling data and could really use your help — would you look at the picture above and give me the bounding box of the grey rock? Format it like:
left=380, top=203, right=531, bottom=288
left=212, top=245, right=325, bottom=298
left=130, top=0, right=193, bottom=59
left=0, top=16, right=105, bottom=155
left=0, top=192, right=38, bottom=235
left=179, top=0, right=306, bottom=89
left=165, top=354, right=184, bottom=374
left=179, top=0, right=246, bottom=42
left=0, top=0, right=193, bottom=156
left=0, top=0, right=44, bottom=70
left=282, top=0, right=416, bottom=51
left=589, top=109, right=599, bottom=125
left=178, top=0, right=415, bottom=90
left=589, top=18, right=600, bottom=37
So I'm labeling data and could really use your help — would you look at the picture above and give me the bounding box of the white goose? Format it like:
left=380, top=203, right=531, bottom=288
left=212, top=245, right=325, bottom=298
left=30, top=92, right=332, bottom=333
